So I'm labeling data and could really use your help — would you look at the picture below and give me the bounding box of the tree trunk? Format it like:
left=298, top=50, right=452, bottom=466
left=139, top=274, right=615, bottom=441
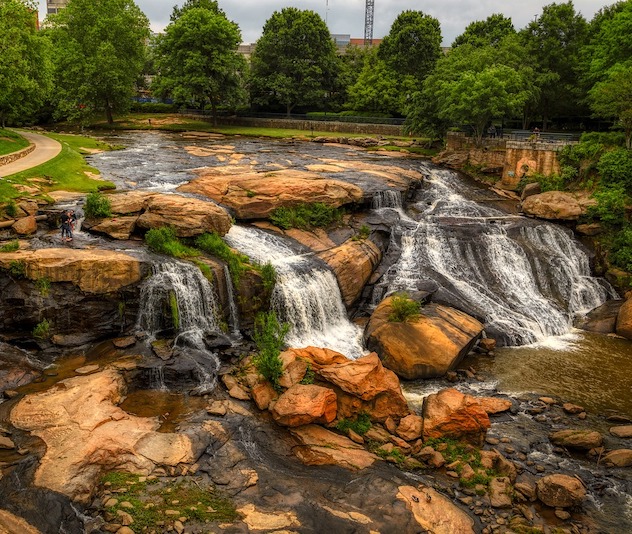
left=105, top=99, right=114, bottom=125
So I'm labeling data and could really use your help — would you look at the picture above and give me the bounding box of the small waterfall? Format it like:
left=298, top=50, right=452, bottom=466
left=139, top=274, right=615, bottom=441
left=148, top=366, right=167, bottom=390
left=223, top=265, right=241, bottom=338
left=372, top=189, right=403, bottom=209
left=378, top=168, right=616, bottom=346
left=225, top=226, right=366, bottom=358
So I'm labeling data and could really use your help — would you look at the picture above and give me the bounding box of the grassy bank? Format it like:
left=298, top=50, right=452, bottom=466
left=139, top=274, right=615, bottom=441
left=0, top=133, right=117, bottom=205
left=0, top=129, right=29, bottom=156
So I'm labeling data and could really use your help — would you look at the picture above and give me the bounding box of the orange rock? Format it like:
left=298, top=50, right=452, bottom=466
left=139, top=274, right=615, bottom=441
left=422, top=389, right=491, bottom=446
left=536, top=474, right=586, bottom=508
left=396, top=414, right=423, bottom=441
left=278, top=351, right=308, bottom=389
left=251, top=382, right=278, bottom=411
left=284, top=347, right=348, bottom=370
left=12, top=215, right=37, bottom=235
left=616, top=296, right=632, bottom=340
left=270, top=384, right=337, bottom=427
left=478, top=397, right=512, bottom=415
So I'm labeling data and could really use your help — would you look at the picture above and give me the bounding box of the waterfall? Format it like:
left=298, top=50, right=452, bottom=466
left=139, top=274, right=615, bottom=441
left=225, top=225, right=366, bottom=359
left=137, top=260, right=221, bottom=391
left=223, top=264, right=241, bottom=338
left=372, top=189, right=403, bottom=209
left=377, top=167, right=616, bottom=346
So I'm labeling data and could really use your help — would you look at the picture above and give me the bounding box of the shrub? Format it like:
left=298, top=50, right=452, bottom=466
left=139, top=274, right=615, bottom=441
left=352, top=225, right=371, bottom=241
left=195, top=232, right=249, bottom=285
left=84, top=191, right=112, bottom=219
left=8, top=260, right=26, bottom=278
left=4, top=200, right=18, bottom=218
left=259, top=262, right=276, bottom=293
left=33, top=319, right=51, bottom=339
left=0, top=240, right=19, bottom=252
left=252, top=311, right=289, bottom=391
left=336, top=412, right=372, bottom=435
left=610, top=225, right=632, bottom=272
left=588, top=184, right=629, bottom=227
left=388, top=292, right=420, bottom=323
left=36, top=277, right=51, bottom=297
left=300, top=363, right=315, bottom=385
left=597, top=148, right=632, bottom=193
left=270, top=203, right=343, bottom=230
left=129, top=101, right=178, bottom=113
left=145, top=226, right=197, bottom=258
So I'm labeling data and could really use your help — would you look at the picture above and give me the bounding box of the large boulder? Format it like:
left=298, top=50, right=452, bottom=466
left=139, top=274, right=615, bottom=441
left=549, top=429, right=603, bottom=451
left=177, top=168, right=363, bottom=220
left=576, top=299, right=622, bottom=335
left=521, top=191, right=596, bottom=221
left=602, top=449, right=632, bottom=467
left=536, top=474, right=586, bottom=508
left=10, top=369, right=208, bottom=502
left=616, top=296, right=632, bottom=340
left=283, top=346, right=348, bottom=370
left=318, top=239, right=382, bottom=307
left=421, top=389, right=491, bottom=446
left=12, top=215, right=37, bottom=235
left=365, top=299, right=483, bottom=379
left=269, top=384, right=337, bottom=427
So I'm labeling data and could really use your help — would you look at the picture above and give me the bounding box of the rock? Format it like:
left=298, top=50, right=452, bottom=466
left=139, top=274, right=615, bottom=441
left=610, top=425, right=632, bottom=438
left=318, top=239, right=382, bottom=306
left=576, top=299, right=622, bottom=334
left=536, top=474, right=586, bottom=508
left=416, top=446, right=446, bottom=468
left=478, top=338, right=496, bottom=352
left=75, top=364, right=100, bottom=375
left=278, top=351, right=308, bottom=389
left=397, top=485, right=475, bottom=534
left=237, top=503, right=300, bottom=531
left=283, top=347, right=348, bottom=370
left=269, top=384, right=337, bottom=427
left=250, top=382, right=278, bottom=411
left=206, top=400, right=228, bottom=416
left=112, top=336, right=136, bottom=349
left=289, top=425, right=377, bottom=470
left=90, top=216, right=139, bottom=240
left=616, top=296, right=632, bottom=340
left=478, top=397, right=512, bottom=415
left=178, top=168, right=363, bottom=220
left=0, top=249, right=142, bottom=294
left=0, top=511, right=41, bottom=534
left=602, top=449, right=632, bottom=467
left=575, top=222, right=603, bottom=236
left=365, top=300, right=483, bottom=379
left=396, top=415, right=423, bottom=442
left=489, top=477, right=513, bottom=508
left=151, top=340, right=173, bottom=361
left=479, top=450, right=517, bottom=482
left=0, top=435, right=16, bottom=449
left=562, top=403, right=584, bottom=414
left=520, top=182, right=541, bottom=200
left=116, top=528, right=134, bottom=534
left=12, top=215, right=37, bottom=235
left=521, top=191, right=595, bottom=221
left=421, top=389, right=491, bottom=446
left=549, top=429, right=603, bottom=451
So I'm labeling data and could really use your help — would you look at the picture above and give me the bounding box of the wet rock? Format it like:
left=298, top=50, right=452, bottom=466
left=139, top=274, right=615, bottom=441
left=478, top=338, right=497, bottom=352
left=478, top=397, right=512, bottom=415
left=575, top=222, right=603, bottom=236
left=535, top=474, right=586, bottom=508
left=365, top=300, right=483, bottom=379
left=549, top=429, right=603, bottom=451
left=602, top=449, right=632, bottom=467
left=270, top=384, right=337, bottom=427
left=0, top=435, right=16, bottom=449
left=422, top=389, right=491, bottom=446
left=616, top=296, right=632, bottom=340
left=610, top=425, right=632, bottom=438
left=575, top=299, right=622, bottom=334
left=90, top=216, right=139, bottom=240
left=151, top=339, right=173, bottom=361
left=112, top=336, right=136, bottom=349
left=75, top=364, right=100, bottom=375
left=289, top=425, right=377, bottom=470
left=562, top=403, right=584, bottom=415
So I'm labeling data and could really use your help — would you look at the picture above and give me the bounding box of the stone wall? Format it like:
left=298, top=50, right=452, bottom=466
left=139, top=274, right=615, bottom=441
left=182, top=114, right=405, bottom=137
left=0, top=143, right=35, bottom=168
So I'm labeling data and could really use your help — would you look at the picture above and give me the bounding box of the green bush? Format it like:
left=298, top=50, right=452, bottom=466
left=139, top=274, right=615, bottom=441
left=195, top=232, right=249, bottom=285
left=270, top=203, right=343, bottom=230
left=145, top=226, right=197, bottom=258
left=259, top=262, right=276, bottom=293
left=84, top=191, right=112, bottom=218
left=4, top=200, right=18, bottom=218
left=169, top=291, right=179, bottom=330
left=336, top=412, right=372, bottom=435
left=610, top=225, right=632, bottom=272
left=36, top=277, right=51, bottom=297
left=352, top=225, right=371, bottom=241
left=0, top=240, right=19, bottom=252
left=597, top=148, right=632, bottom=193
left=8, top=260, right=26, bottom=278
left=252, top=311, right=289, bottom=391
left=33, top=319, right=51, bottom=339
left=388, top=292, right=421, bottom=323
left=588, top=184, right=629, bottom=227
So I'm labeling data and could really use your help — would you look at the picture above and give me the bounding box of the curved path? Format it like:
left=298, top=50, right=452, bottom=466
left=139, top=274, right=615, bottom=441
left=0, top=130, right=62, bottom=176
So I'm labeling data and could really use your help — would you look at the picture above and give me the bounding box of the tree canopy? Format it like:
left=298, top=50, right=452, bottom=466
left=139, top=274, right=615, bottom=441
left=249, top=7, right=339, bottom=115
left=0, top=0, right=51, bottom=128
left=152, top=0, right=246, bottom=123
left=451, top=13, right=515, bottom=49
left=47, top=0, right=149, bottom=124
left=589, top=66, right=632, bottom=149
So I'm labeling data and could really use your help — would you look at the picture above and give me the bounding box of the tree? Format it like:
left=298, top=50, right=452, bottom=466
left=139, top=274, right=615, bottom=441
left=249, top=7, right=339, bottom=116
left=589, top=66, right=632, bottom=149
left=152, top=0, right=246, bottom=124
left=0, top=0, right=51, bottom=128
left=452, top=13, right=515, bottom=49
left=47, top=0, right=149, bottom=124
left=378, top=10, right=442, bottom=83
left=519, top=2, right=589, bottom=129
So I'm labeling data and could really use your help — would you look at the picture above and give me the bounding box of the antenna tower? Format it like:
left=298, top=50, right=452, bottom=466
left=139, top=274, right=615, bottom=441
left=364, top=0, right=374, bottom=46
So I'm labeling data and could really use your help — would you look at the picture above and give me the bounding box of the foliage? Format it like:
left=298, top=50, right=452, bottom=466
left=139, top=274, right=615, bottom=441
left=84, top=191, right=112, bottom=219
left=526, top=166, right=576, bottom=192
left=46, top=0, right=150, bottom=125
left=129, top=102, right=177, bottom=113
left=152, top=0, right=247, bottom=125
left=36, top=277, right=51, bottom=297
left=597, top=147, right=632, bottom=192
left=4, top=200, right=18, bottom=218
left=33, top=319, right=51, bottom=339
left=299, top=362, right=315, bottom=385
left=0, top=0, right=52, bottom=128
left=100, top=472, right=237, bottom=530
left=352, top=225, right=371, bottom=241
left=559, top=131, right=625, bottom=184
left=452, top=13, right=515, bottom=49
left=192, top=258, right=214, bottom=283
left=249, top=7, right=339, bottom=115
left=0, top=129, right=29, bottom=156
left=336, top=412, right=372, bottom=435
left=195, top=232, right=249, bottom=285
left=168, top=290, right=180, bottom=330
left=589, top=66, right=632, bottom=149
left=8, top=259, right=26, bottom=278
left=588, top=183, right=629, bottom=226
left=270, top=203, right=343, bottom=230
left=0, top=240, right=19, bottom=252
left=609, top=225, right=632, bottom=272
left=259, top=262, right=276, bottom=293
left=252, top=311, right=289, bottom=391
left=145, top=226, right=197, bottom=258
left=388, top=292, right=421, bottom=323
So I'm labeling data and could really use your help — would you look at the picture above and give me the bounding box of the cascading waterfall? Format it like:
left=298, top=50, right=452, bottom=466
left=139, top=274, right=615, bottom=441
left=137, top=260, right=222, bottom=391
left=372, top=189, right=403, bottom=210
left=223, top=265, right=241, bottom=338
left=225, top=225, right=366, bottom=358
left=376, top=166, right=616, bottom=346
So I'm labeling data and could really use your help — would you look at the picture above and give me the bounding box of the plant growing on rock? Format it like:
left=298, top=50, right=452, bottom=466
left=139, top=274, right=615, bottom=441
left=388, top=292, right=421, bottom=323
left=8, top=259, right=26, bottom=278
left=0, top=240, right=19, bottom=252
left=336, top=412, right=372, bottom=435
left=352, top=225, right=371, bottom=241
left=259, top=262, right=276, bottom=293
left=270, top=203, right=343, bottom=230
left=33, top=319, right=51, bottom=340
left=4, top=200, right=18, bottom=219
left=36, top=277, right=51, bottom=297
left=252, top=311, right=289, bottom=391
left=195, top=232, right=249, bottom=285
left=84, top=191, right=112, bottom=219
left=169, top=290, right=179, bottom=330
left=145, top=226, right=197, bottom=258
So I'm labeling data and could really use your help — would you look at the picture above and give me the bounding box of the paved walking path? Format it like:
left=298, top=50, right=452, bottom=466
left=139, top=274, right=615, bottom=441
left=0, top=130, right=62, bottom=176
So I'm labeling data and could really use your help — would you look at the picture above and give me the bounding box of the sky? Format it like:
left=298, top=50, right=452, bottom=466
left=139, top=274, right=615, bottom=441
left=38, top=0, right=617, bottom=46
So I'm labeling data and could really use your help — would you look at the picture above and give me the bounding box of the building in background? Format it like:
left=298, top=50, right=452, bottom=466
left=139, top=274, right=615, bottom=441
left=47, top=0, right=69, bottom=15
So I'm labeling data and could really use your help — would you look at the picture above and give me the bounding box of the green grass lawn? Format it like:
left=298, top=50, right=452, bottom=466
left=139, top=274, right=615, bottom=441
left=0, top=129, right=29, bottom=156
left=0, top=132, right=117, bottom=205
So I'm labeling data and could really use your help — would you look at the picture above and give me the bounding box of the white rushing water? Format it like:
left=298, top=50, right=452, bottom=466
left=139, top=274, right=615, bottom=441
left=377, top=166, right=616, bottom=346
left=225, top=225, right=366, bottom=358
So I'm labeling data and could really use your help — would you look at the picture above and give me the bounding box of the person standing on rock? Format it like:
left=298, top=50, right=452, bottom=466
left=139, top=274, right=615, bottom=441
left=60, top=210, right=73, bottom=242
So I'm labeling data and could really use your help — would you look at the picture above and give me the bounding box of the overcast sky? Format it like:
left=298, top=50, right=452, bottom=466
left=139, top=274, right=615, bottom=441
left=38, top=0, right=616, bottom=46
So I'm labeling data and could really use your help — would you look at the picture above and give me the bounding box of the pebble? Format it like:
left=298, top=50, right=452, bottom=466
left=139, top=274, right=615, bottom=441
left=486, top=437, right=500, bottom=445
left=120, top=502, right=134, bottom=509
left=500, top=437, right=511, bottom=444
left=165, top=510, right=180, bottom=516
left=104, top=498, right=118, bottom=508
left=534, top=415, right=547, bottom=423
left=536, top=465, right=545, bottom=473
left=174, top=521, right=185, bottom=534
left=3, top=390, right=19, bottom=399
left=555, top=509, right=571, bottom=520
left=75, top=364, right=100, bottom=374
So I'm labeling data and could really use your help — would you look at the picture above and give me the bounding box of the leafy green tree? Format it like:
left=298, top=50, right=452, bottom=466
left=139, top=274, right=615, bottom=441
left=47, top=0, right=149, bottom=124
left=0, top=0, right=51, bottom=127
left=452, top=13, right=515, bottom=49
left=152, top=0, right=246, bottom=124
left=378, top=10, right=442, bottom=83
left=519, top=2, right=589, bottom=129
left=589, top=66, right=632, bottom=149
left=249, top=7, right=339, bottom=115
